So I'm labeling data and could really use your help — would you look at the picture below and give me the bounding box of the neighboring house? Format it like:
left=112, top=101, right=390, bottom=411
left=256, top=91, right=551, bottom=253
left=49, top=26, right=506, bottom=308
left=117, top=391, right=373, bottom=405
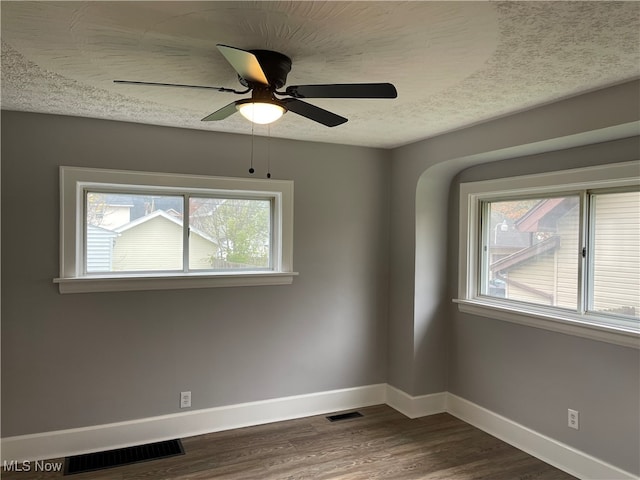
left=492, top=197, right=580, bottom=308
left=112, top=210, right=218, bottom=271
left=98, top=203, right=134, bottom=230
left=86, top=200, right=133, bottom=272
left=86, top=210, right=218, bottom=272
left=487, top=216, right=531, bottom=296
left=86, top=224, right=119, bottom=273
left=589, top=192, right=640, bottom=316
left=490, top=194, right=640, bottom=315
left=489, top=219, right=531, bottom=261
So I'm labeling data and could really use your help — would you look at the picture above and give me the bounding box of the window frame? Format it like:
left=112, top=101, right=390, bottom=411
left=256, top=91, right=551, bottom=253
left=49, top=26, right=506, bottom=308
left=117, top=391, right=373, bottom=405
left=55, top=166, right=297, bottom=293
left=456, top=161, right=640, bottom=349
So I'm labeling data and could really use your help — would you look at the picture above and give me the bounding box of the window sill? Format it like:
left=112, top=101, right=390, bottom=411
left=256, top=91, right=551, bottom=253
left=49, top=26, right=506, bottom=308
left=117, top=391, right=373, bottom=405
left=54, top=272, right=299, bottom=294
left=453, top=299, right=640, bottom=349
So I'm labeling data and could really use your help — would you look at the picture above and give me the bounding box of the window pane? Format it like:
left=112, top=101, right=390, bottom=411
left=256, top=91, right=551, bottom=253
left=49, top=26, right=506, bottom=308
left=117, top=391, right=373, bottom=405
left=590, top=191, right=640, bottom=319
left=85, top=192, right=184, bottom=273
left=482, top=196, right=580, bottom=310
left=189, top=197, right=271, bottom=270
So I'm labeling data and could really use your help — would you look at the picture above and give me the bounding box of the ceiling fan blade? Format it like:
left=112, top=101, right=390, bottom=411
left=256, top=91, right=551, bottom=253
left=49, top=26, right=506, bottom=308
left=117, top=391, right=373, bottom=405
left=216, top=44, right=269, bottom=85
left=201, top=101, right=239, bottom=121
left=281, top=99, right=347, bottom=127
left=114, top=80, right=244, bottom=93
left=285, top=83, right=397, bottom=99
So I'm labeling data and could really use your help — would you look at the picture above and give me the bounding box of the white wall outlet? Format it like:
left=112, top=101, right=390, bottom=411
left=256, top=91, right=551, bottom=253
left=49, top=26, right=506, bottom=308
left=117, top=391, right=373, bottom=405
left=180, top=391, right=192, bottom=409
left=568, top=408, right=579, bottom=430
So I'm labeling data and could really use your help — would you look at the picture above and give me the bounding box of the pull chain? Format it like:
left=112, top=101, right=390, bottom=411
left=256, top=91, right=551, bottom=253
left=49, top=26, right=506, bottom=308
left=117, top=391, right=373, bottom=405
left=267, top=124, right=271, bottom=178
left=249, top=121, right=255, bottom=174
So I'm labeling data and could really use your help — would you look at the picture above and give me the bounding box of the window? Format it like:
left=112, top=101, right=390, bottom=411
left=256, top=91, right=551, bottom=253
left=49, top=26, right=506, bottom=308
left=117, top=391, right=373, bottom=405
left=457, top=161, right=640, bottom=348
left=188, top=197, right=272, bottom=271
left=55, top=167, right=296, bottom=293
left=480, top=195, right=580, bottom=311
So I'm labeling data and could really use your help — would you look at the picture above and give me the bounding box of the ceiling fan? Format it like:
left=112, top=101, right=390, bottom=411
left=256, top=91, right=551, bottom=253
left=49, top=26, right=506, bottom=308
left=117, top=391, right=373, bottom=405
left=114, top=44, right=397, bottom=127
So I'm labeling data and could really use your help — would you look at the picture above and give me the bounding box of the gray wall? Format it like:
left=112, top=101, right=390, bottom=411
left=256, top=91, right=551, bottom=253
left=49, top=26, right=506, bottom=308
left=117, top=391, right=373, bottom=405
left=388, top=80, right=639, bottom=396
left=1, top=112, right=390, bottom=436
left=2, top=79, right=639, bottom=475
left=387, top=80, right=639, bottom=475
left=448, top=142, right=640, bottom=476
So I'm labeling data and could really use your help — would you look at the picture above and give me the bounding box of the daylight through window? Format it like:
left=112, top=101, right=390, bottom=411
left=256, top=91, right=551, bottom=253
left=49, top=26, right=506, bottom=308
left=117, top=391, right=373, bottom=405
left=479, top=192, right=640, bottom=321
left=589, top=191, right=640, bottom=318
left=85, top=192, right=273, bottom=274
left=56, top=167, right=295, bottom=293
left=457, top=161, right=640, bottom=346
left=481, top=195, right=580, bottom=311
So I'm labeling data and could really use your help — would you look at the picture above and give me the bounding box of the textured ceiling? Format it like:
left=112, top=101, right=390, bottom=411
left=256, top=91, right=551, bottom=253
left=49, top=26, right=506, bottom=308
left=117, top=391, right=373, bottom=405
left=1, top=1, right=639, bottom=148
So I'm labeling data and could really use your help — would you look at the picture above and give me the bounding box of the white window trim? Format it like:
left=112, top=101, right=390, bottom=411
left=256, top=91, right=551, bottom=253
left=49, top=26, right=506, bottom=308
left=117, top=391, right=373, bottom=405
left=55, top=166, right=297, bottom=293
left=456, top=160, right=640, bottom=349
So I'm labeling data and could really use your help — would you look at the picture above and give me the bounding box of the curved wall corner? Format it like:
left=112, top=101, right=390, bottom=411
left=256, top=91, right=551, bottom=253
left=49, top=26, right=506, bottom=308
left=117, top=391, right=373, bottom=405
left=388, top=79, right=640, bottom=396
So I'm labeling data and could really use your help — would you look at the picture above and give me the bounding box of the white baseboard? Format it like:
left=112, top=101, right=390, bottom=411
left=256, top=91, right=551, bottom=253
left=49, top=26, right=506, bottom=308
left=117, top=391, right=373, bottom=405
left=446, top=393, right=638, bottom=480
left=2, top=386, right=637, bottom=480
left=1, top=383, right=386, bottom=462
left=384, top=384, right=446, bottom=418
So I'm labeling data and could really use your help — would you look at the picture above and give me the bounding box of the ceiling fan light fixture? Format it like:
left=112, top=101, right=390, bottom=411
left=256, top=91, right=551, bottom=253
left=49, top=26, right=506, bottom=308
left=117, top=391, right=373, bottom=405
left=237, top=101, right=286, bottom=124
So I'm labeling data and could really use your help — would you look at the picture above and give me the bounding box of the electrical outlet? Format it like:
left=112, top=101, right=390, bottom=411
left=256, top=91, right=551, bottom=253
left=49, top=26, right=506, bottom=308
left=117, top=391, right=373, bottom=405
left=180, top=391, right=192, bottom=409
left=568, top=408, right=579, bottom=430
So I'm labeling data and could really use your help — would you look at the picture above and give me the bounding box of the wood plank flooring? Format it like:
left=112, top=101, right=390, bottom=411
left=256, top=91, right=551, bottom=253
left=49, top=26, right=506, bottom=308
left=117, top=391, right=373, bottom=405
left=1, top=405, right=577, bottom=479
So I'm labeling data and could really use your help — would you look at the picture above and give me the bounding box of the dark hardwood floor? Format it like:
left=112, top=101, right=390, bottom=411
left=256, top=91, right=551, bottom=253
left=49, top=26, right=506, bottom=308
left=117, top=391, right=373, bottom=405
left=1, top=405, right=577, bottom=479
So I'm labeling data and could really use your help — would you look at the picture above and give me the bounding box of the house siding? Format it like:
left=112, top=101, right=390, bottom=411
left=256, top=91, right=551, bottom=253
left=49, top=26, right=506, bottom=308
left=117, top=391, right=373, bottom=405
left=591, top=191, right=640, bottom=315
left=503, top=192, right=639, bottom=315
left=86, top=225, right=117, bottom=273
left=506, top=252, right=555, bottom=304
left=505, top=205, right=579, bottom=308
left=554, top=205, right=579, bottom=309
left=113, top=216, right=183, bottom=271
left=111, top=214, right=217, bottom=271
left=189, top=234, right=218, bottom=269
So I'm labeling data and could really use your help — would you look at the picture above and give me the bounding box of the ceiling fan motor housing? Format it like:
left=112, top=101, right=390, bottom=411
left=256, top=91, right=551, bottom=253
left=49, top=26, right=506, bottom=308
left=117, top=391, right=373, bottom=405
left=241, top=49, right=292, bottom=89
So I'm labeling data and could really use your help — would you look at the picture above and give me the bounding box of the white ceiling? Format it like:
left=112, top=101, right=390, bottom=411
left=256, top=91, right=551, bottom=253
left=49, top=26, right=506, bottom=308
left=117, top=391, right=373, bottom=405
left=1, top=1, right=639, bottom=149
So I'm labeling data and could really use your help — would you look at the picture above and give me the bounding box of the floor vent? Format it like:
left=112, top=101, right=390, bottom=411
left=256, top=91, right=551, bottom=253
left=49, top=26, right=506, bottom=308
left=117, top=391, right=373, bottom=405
left=64, top=439, right=184, bottom=475
left=326, top=411, right=363, bottom=422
